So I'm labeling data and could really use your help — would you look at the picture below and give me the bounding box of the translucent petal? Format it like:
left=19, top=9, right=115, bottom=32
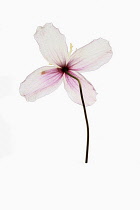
left=63, top=71, right=97, bottom=106
left=19, top=66, right=63, bottom=102
left=68, top=38, right=112, bottom=72
left=34, top=23, right=69, bottom=67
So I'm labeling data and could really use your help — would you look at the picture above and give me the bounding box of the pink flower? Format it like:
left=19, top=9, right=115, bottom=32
left=19, top=23, right=112, bottom=105
left=19, top=23, right=112, bottom=163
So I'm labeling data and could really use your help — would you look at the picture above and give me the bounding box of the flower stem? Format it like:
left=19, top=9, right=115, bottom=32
left=65, top=71, right=89, bottom=163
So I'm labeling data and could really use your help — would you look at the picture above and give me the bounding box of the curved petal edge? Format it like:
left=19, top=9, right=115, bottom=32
left=19, top=66, right=63, bottom=102
left=68, top=38, right=113, bottom=72
left=63, top=71, right=97, bottom=106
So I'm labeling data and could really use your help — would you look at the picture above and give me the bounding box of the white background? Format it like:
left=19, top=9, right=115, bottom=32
left=0, top=0, right=140, bottom=209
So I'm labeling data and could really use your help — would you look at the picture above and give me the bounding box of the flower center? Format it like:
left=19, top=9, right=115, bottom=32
left=61, top=66, right=69, bottom=73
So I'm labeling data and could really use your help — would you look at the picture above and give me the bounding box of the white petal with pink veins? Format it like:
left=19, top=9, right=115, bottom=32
left=34, top=23, right=69, bottom=67
left=68, top=38, right=112, bottom=72
left=63, top=71, right=97, bottom=106
left=19, top=66, right=63, bottom=102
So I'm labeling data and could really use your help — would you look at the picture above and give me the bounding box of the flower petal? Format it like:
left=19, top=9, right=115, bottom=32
left=19, top=66, right=63, bottom=102
left=34, top=23, right=69, bottom=67
left=68, top=38, right=112, bottom=72
left=63, top=71, right=97, bottom=106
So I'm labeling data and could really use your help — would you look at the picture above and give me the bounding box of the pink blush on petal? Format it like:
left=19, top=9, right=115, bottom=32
left=20, top=67, right=64, bottom=102
left=64, top=73, right=79, bottom=91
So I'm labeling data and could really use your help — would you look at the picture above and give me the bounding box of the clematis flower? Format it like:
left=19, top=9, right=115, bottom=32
left=20, top=23, right=112, bottom=163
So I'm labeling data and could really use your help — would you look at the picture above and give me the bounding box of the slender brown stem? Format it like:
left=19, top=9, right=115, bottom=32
left=65, top=71, right=89, bottom=163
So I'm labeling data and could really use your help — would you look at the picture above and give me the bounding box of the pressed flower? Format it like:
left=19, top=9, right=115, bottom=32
left=20, top=23, right=112, bottom=163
